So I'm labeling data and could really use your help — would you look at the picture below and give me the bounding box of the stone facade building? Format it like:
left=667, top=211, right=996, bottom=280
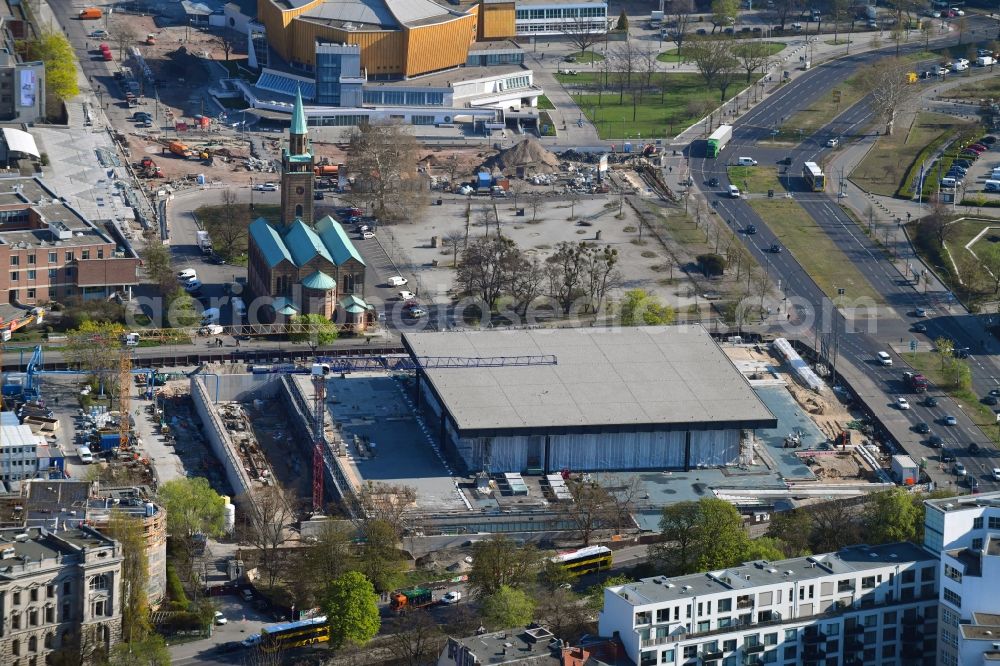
left=0, top=526, right=123, bottom=665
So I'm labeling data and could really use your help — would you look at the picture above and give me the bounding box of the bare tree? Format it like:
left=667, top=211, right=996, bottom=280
left=772, top=0, right=801, bottom=30
left=349, top=481, right=417, bottom=538
left=561, top=479, right=617, bottom=545
left=857, top=57, right=918, bottom=135
left=509, top=257, right=546, bottom=318
left=560, top=15, right=603, bottom=56
left=109, top=20, right=138, bottom=63
left=687, top=38, right=738, bottom=99
left=583, top=246, right=622, bottom=313
left=610, top=41, right=639, bottom=104
left=345, top=122, right=425, bottom=222
left=211, top=27, right=237, bottom=61
left=636, top=44, right=659, bottom=108
left=733, top=40, right=771, bottom=83
left=237, top=486, right=295, bottom=589
left=203, top=188, right=249, bottom=260
left=829, top=0, right=847, bottom=44
left=533, top=588, right=590, bottom=640
left=457, top=235, right=522, bottom=311
left=386, top=610, right=446, bottom=666
left=670, top=0, right=697, bottom=58
left=443, top=229, right=466, bottom=267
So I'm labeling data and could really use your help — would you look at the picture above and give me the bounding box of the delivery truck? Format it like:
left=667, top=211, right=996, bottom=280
left=706, top=124, right=733, bottom=158
left=79, top=7, right=103, bottom=19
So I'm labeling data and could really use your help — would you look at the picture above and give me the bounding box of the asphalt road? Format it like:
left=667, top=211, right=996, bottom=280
left=690, top=14, right=1000, bottom=491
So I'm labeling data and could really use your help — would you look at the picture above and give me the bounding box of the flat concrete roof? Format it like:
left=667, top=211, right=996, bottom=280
left=926, top=491, right=1000, bottom=512
left=611, top=542, right=935, bottom=606
left=403, top=326, right=776, bottom=434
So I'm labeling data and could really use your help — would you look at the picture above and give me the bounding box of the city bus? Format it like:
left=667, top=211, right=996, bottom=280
left=551, top=545, right=613, bottom=577
left=241, top=616, right=329, bottom=652
left=802, top=161, right=825, bottom=191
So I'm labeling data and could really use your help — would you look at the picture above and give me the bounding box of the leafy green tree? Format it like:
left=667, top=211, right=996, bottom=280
left=862, top=488, right=921, bottom=544
left=290, top=313, right=339, bottom=350
left=695, top=499, right=751, bottom=571
left=743, top=537, right=787, bottom=562
left=711, top=0, right=739, bottom=32
left=586, top=574, right=631, bottom=612
left=25, top=32, right=79, bottom=104
left=158, top=477, right=226, bottom=539
left=697, top=253, right=727, bottom=277
left=481, top=585, right=536, bottom=629
left=469, top=536, right=542, bottom=597
left=615, top=9, right=629, bottom=31
left=619, top=289, right=675, bottom=326
left=540, top=558, right=576, bottom=591
left=323, top=571, right=381, bottom=649
left=935, top=337, right=954, bottom=369
left=291, top=520, right=357, bottom=609
left=106, top=510, right=152, bottom=642
left=533, top=587, right=588, bottom=640
left=650, top=499, right=751, bottom=575
left=766, top=509, right=814, bottom=557
left=357, top=519, right=406, bottom=595
left=108, top=633, right=170, bottom=666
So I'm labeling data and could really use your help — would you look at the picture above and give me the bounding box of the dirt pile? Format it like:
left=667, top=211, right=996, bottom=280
left=482, top=137, right=559, bottom=173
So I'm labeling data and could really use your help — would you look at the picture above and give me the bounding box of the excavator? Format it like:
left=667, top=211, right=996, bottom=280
left=138, top=156, right=163, bottom=178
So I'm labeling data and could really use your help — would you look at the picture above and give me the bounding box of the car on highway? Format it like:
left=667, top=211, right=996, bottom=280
left=387, top=276, right=408, bottom=287
left=941, top=447, right=956, bottom=462
left=896, top=397, right=911, bottom=410
left=925, top=396, right=939, bottom=407
left=983, top=395, right=998, bottom=406
left=769, top=244, right=781, bottom=253
left=825, top=138, right=839, bottom=148
left=956, top=347, right=971, bottom=359
left=745, top=224, right=757, bottom=235
left=913, top=307, right=927, bottom=317
left=943, top=415, right=958, bottom=426
left=90, top=29, right=110, bottom=38
left=927, top=435, right=943, bottom=448
left=214, top=611, right=228, bottom=626
left=399, top=290, right=416, bottom=301
left=970, top=442, right=982, bottom=455
left=441, top=591, right=462, bottom=604
left=708, top=177, right=720, bottom=187
left=914, top=422, right=930, bottom=434
left=737, top=157, right=758, bottom=167
left=404, top=306, right=427, bottom=318
left=912, top=323, right=927, bottom=333
left=729, top=185, right=741, bottom=198
left=183, top=279, right=202, bottom=294
left=954, top=462, right=967, bottom=476
left=993, top=467, right=1000, bottom=481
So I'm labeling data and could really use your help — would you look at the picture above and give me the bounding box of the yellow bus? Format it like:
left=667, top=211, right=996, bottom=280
left=551, top=545, right=613, bottom=577
left=242, top=615, right=329, bottom=652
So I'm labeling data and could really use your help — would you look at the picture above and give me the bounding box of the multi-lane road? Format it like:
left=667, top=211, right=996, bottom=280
left=691, top=14, right=1000, bottom=491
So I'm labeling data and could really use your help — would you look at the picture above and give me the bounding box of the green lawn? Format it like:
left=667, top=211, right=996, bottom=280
left=850, top=112, right=969, bottom=197
left=658, top=42, right=784, bottom=63
left=727, top=166, right=785, bottom=195
left=536, top=95, right=555, bottom=110
left=565, top=50, right=605, bottom=63
left=557, top=72, right=756, bottom=139
left=748, top=199, right=885, bottom=305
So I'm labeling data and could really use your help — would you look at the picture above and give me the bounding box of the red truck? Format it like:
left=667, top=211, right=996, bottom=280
left=903, top=371, right=928, bottom=393
left=390, top=587, right=434, bottom=612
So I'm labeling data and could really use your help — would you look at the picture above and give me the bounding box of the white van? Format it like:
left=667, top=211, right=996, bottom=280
left=201, top=308, right=220, bottom=325
left=977, top=56, right=996, bottom=67
left=737, top=157, right=758, bottom=167
left=231, top=297, right=247, bottom=320
left=728, top=185, right=741, bottom=198
left=986, top=180, right=1000, bottom=192
left=952, top=59, right=969, bottom=72
left=940, top=177, right=958, bottom=188
left=77, top=446, right=94, bottom=464
left=877, top=351, right=893, bottom=366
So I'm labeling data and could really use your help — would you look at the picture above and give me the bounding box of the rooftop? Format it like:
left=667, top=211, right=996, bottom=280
left=366, top=64, right=529, bottom=89
left=469, top=39, right=522, bottom=52
left=926, top=491, right=1000, bottom=512
left=402, top=326, right=777, bottom=435
left=286, top=0, right=466, bottom=30
left=447, top=626, right=558, bottom=665
left=610, top=542, right=935, bottom=606
left=0, top=525, right=117, bottom=577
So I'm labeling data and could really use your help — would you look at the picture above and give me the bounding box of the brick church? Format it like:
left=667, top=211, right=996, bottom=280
left=246, top=89, right=371, bottom=329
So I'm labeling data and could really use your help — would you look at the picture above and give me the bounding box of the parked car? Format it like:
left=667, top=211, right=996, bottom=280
left=399, top=290, right=416, bottom=301
left=177, top=268, right=197, bottom=282
left=90, top=29, right=109, bottom=38
left=214, top=611, right=228, bottom=626
left=457, top=185, right=474, bottom=195
left=387, top=275, right=408, bottom=287
left=361, top=230, right=375, bottom=239
left=993, top=467, right=1000, bottom=481
left=405, top=306, right=427, bottom=319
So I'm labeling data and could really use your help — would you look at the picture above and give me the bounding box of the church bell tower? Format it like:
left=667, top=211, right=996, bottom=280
left=280, top=88, right=315, bottom=227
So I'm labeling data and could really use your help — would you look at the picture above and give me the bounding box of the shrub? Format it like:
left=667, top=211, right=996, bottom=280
left=696, top=253, right=727, bottom=277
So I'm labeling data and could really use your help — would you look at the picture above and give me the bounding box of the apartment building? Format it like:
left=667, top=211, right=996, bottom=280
left=598, top=542, right=938, bottom=666
left=0, top=526, right=123, bottom=665
left=923, top=492, right=1000, bottom=666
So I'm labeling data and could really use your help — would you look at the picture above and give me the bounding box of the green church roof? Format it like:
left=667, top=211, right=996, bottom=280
left=284, top=219, right=333, bottom=265
left=301, top=270, right=336, bottom=291
left=316, top=215, right=365, bottom=266
left=248, top=217, right=293, bottom=268
left=339, top=294, right=370, bottom=314
left=291, top=87, right=308, bottom=137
